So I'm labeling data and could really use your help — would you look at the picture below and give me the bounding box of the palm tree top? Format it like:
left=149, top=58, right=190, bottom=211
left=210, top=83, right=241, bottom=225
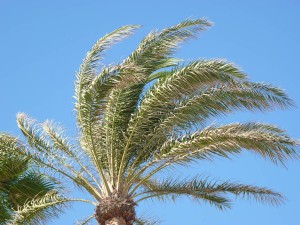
left=1, top=18, right=298, bottom=224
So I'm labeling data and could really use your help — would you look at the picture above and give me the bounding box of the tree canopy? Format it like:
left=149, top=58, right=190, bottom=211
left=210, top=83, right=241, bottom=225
left=1, top=18, right=298, bottom=225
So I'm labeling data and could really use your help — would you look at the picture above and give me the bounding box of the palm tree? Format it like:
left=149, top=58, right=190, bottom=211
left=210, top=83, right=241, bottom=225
left=0, top=134, right=64, bottom=224
left=2, top=18, right=299, bottom=225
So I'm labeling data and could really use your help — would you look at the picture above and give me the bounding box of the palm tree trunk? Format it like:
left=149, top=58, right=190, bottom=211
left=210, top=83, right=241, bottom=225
left=105, top=217, right=126, bottom=225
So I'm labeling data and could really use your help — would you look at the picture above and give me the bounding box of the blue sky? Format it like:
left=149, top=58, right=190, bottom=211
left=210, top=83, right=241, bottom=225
left=1, top=0, right=300, bottom=224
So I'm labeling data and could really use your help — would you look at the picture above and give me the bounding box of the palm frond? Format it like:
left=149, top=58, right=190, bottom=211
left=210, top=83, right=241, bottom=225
left=160, top=81, right=294, bottom=131
left=125, top=18, right=212, bottom=72
left=0, top=153, right=29, bottom=185
left=103, top=19, right=212, bottom=189
left=75, top=25, right=140, bottom=101
left=130, top=59, right=249, bottom=135
left=16, top=113, right=102, bottom=200
left=0, top=203, right=11, bottom=223
left=9, top=190, right=96, bottom=225
left=126, top=60, right=249, bottom=170
left=74, top=25, right=140, bottom=194
left=156, top=122, right=299, bottom=165
left=0, top=137, right=67, bottom=225
left=9, top=191, right=66, bottom=225
left=129, top=80, right=294, bottom=169
left=42, top=120, right=102, bottom=189
left=135, top=177, right=283, bottom=210
left=0, top=133, right=27, bottom=158
left=128, top=122, right=298, bottom=192
left=76, top=214, right=95, bottom=225
left=6, top=172, right=59, bottom=210
left=17, top=114, right=79, bottom=176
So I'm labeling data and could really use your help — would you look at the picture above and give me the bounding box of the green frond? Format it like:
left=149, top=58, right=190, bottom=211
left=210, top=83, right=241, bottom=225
left=9, top=190, right=96, bottom=225
left=74, top=26, right=141, bottom=192
left=75, top=25, right=140, bottom=134
left=127, top=122, right=298, bottom=193
left=156, top=122, right=299, bottom=166
left=17, top=114, right=78, bottom=177
left=0, top=160, right=57, bottom=205
left=42, top=120, right=102, bottom=189
left=133, top=60, right=249, bottom=129
left=80, top=66, right=123, bottom=126
left=6, top=172, right=59, bottom=209
left=0, top=204, right=11, bottom=223
left=108, top=19, right=213, bottom=185
left=159, top=81, right=294, bottom=132
left=16, top=113, right=102, bottom=200
left=9, top=190, right=67, bottom=225
left=42, top=120, right=75, bottom=158
left=125, top=18, right=212, bottom=72
left=0, top=133, right=27, bottom=158
left=0, top=154, right=29, bottom=185
left=0, top=138, right=66, bottom=224
left=126, top=60, right=249, bottom=170
left=71, top=19, right=213, bottom=191
left=75, top=25, right=141, bottom=100
left=135, top=177, right=283, bottom=210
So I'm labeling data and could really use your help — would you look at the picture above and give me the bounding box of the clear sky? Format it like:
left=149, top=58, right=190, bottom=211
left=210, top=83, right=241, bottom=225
left=1, top=0, right=300, bottom=224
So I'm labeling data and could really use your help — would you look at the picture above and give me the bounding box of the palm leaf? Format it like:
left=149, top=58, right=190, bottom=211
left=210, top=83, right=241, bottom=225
left=75, top=25, right=140, bottom=193
left=156, top=122, right=299, bottom=165
left=9, top=190, right=96, bottom=225
left=126, top=60, right=250, bottom=170
left=0, top=136, right=67, bottom=224
left=16, top=114, right=102, bottom=200
left=135, top=177, right=283, bottom=210
left=76, top=214, right=95, bottom=225
left=107, top=19, right=213, bottom=188
left=9, top=191, right=67, bottom=225
left=127, top=122, right=298, bottom=193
